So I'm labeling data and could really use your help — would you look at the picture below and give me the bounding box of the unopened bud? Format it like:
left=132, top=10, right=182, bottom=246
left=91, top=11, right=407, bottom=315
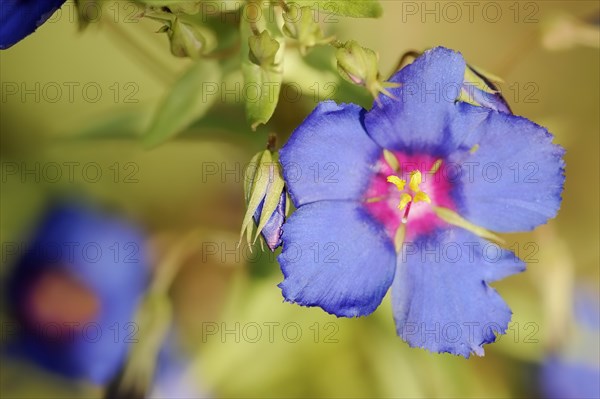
left=164, top=18, right=216, bottom=59
left=336, top=40, right=398, bottom=101
left=239, top=148, right=287, bottom=252
left=248, top=30, right=280, bottom=68
left=282, top=6, right=332, bottom=53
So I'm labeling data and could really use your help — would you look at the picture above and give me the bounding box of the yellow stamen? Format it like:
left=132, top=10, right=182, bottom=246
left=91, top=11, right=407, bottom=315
left=387, top=168, right=434, bottom=222
left=386, top=175, right=406, bottom=191
left=408, top=170, right=422, bottom=192
left=413, top=191, right=431, bottom=204
left=429, top=159, right=443, bottom=174
left=398, top=193, right=412, bottom=210
left=469, top=144, right=480, bottom=154
left=365, top=195, right=387, bottom=203
left=432, top=206, right=504, bottom=244
left=383, top=149, right=400, bottom=172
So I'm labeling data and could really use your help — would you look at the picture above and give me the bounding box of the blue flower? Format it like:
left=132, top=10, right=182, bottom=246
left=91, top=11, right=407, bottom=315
left=277, top=47, right=565, bottom=357
left=150, top=335, right=206, bottom=398
left=0, top=0, right=66, bottom=49
left=5, top=202, right=149, bottom=384
left=540, top=289, right=600, bottom=399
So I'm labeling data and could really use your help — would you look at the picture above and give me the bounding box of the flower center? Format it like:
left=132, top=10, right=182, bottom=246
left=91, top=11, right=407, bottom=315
left=386, top=165, right=438, bottom=223
left=363, top=151, right=454, bottom=246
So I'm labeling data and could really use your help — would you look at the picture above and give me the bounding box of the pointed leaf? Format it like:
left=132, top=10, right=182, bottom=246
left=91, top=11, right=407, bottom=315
left=144, top=60, right=221, bottom=148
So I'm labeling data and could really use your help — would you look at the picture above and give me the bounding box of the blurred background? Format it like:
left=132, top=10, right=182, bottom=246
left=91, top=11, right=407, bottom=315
left=1, top=1, right=598, bottom=398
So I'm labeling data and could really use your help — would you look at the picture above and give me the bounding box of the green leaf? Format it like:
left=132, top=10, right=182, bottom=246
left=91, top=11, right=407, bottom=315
left=288, top=0, right=383, bottom=18
left=240, top=6, right=284, bottom=130
left=144, top=60, right=221, bottom=148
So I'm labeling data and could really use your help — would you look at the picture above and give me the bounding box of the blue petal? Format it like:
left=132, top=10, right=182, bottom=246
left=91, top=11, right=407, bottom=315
left=279, top=101, right=381, bottom=207
left=449, top=106, right=565, bottom=232
left=253, top=189, right=286, bottom=251
left=278, top=201, right=395, bottom=317
left=392, top=228, right=524, bottom=357
left=8, top=202, right=149, bottom=384
left=364, top=47, right=466, bottom=154
left=1, top=0, right=66, bottom=49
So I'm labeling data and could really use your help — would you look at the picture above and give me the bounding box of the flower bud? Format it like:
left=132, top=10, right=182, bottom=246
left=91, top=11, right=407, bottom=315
left=248, top=30, right=280, bottom=68
left=282, top=6, right=332, bottom=54
left=163, top=18, right=216, bottom=59
left=240, top=148, right=287, bottom=251
left=336, top=40, right=398, bottom=101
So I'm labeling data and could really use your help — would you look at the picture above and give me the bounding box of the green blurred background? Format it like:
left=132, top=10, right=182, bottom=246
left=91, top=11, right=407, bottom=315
left=1, top=1, right=598, bottom=397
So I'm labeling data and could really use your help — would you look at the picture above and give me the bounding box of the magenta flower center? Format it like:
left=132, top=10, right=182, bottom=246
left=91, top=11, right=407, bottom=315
left=363, top=151, right=457, bottom=242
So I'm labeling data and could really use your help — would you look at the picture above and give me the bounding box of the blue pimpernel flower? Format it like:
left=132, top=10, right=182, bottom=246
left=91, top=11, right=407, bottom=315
left=277, top=47, right=565, bottom=357
left=0, top=0, right=66, bottom=49
left=5, top=202, right=149, bottom=384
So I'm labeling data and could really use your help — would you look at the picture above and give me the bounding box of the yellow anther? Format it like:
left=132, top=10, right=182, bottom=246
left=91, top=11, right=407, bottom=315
left=413, top=191, right=431, bottom=204
left=383, top=149, right=400, bottom=172
left=469, top=144, right=480, bottom=154
left=398, top=193, right=412, bottom=210
left=408, top=170, right=423, bottom=192
left=386, top=175, right=406, bottom=191
left=429, top=159, right=443, bottom=174
left=387, top=168, right=433, bottom=218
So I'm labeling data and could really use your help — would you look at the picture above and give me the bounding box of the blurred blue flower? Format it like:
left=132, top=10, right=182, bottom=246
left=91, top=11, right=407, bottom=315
left=5, top=202, right=149, bottom=384
left=540, top=289, right=600, bottom=399
left=149, top=336, right=207, bottom=399
left=0, top=0, right=66, bottom=49
left=278, top=47, right=565, bottom=357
